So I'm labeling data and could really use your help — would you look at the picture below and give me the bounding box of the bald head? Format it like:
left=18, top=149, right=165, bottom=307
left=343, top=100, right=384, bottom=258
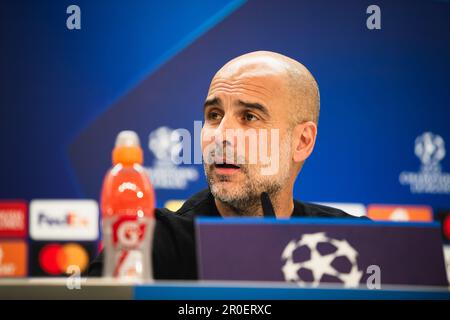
left=202, top=51, right=320, bottom=217
left=213, top=51, right=320, bottom=126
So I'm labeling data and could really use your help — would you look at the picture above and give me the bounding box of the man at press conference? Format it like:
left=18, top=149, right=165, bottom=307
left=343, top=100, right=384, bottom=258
left=88, top=51, right=366, bottom=280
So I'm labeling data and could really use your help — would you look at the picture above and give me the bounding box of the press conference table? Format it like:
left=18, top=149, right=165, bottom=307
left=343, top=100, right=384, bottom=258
left=0, top=278, right=449, bottom=300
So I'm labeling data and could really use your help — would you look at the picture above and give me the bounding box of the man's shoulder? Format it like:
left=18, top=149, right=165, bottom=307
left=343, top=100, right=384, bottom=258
left=157, top=206, right=195, bottom=225
left=154, top=207, right=197, bottom=243
left=170, top=188, right=216, bottom=217
left=170, top=188, right=369, bottom=219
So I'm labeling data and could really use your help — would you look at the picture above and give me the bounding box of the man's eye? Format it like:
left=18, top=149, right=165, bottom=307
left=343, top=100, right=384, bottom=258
left=244, top=112, right=258, bottom=122
left=207, top=111, right=222, bottom=121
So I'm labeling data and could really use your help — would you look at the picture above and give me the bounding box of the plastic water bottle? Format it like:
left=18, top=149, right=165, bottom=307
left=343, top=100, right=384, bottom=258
left=100, top=130, right=155, bottom=281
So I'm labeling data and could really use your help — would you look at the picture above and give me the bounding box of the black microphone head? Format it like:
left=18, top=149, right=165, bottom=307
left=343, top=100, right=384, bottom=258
left=261, top=192, right=276, bottom=217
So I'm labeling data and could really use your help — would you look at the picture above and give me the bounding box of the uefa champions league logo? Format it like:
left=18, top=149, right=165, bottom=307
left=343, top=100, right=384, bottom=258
left=414, top=132, right=446, bottom=170
left=281, top=232, right=363, bottom=288
left=146, top=126, right=199, bottom=189
left=399, top=132, right=450, bottom=194
left=148, top=127, right=183, bottom=163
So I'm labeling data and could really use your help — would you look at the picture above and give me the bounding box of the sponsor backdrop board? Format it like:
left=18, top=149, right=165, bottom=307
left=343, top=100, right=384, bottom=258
left=0, top=0, right=449, bottom=212
left=1, top=1, right=450, bottom=281
left=197, top=218, right=448, bottom=287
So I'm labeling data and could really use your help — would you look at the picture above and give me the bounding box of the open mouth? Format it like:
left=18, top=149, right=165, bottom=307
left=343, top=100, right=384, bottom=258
left=214, top=163, right=240, bottom=169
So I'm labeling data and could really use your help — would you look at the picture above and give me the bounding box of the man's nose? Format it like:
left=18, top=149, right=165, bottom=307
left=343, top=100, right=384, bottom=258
left=214, top=114, right=238, bottom=145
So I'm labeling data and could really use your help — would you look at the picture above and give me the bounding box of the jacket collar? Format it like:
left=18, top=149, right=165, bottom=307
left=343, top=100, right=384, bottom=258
left=176, top=188, right=302, bottom=217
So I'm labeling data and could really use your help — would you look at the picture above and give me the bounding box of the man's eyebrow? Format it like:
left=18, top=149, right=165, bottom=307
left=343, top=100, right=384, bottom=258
left=203, top=97, right=221, bottom=110
left=237, top=100, right=269, bottom=116
left=203, top=97, right=270, bottom=117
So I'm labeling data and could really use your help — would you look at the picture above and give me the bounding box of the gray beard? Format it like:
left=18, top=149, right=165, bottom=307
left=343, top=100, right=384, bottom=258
left=212, top=189, right=261, bottom=216
left=205, top=166, right=283, bottom=216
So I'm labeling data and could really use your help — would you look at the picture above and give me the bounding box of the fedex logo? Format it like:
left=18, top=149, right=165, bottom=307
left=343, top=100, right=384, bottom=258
left=30, top=200, right=99, bottom=241
left=38, top=212, right=89, bottom=227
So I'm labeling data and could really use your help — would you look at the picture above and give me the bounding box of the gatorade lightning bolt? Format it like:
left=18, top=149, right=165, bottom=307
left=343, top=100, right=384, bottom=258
left=100, top=131, right=156, bottom=280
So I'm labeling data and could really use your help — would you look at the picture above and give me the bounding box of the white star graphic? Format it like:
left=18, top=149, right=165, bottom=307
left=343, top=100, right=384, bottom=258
left=281, top=233, right=363, bottom=288
left=339, top=266, right=363, bottom=288
left=331, top=239, right=358, bottom=262
left=300, top=250, right=338, bottom=283
left=281, top=240, right=298, bottom=260
left=297, top=232, right=327, bottom=248
left=282, top=259, right=301, bottom=281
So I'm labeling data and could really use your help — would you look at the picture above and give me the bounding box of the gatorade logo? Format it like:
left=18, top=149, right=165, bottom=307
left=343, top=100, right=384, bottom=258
left=0, top=241, right=27, bottom=277
left=113, top=217, right=146, bottom=248
left=30, top=200, right=99, bottom=241
left=38, top=243, right=89, bottom=275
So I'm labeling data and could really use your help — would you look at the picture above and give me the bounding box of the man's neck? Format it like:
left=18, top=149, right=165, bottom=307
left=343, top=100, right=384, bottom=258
left=214, top=189, right=295, bottom=218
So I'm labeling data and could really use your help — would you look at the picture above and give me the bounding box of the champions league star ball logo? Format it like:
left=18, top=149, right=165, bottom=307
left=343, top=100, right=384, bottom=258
left=414, top=132, right=445, bottom=169
left=399, top=132, right=450, bottom=194
left=281, top=232, right=363, bottom=288
left=146, top=126, right=198, bottom=189
left=148, top=127, right=183, bottom=163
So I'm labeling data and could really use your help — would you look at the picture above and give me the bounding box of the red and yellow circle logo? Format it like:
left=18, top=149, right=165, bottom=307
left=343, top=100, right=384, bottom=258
left=39, top=243, right=89, bottom=275
left=443, top=215, right=450, bottom=241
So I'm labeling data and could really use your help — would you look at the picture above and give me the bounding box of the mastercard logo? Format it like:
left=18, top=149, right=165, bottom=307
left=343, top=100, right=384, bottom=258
left=443, top=214, right=450, bottom=241
left=38, top=243, right=89, bottom=275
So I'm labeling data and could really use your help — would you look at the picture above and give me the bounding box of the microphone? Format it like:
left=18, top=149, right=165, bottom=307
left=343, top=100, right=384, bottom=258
left=261, top=192, right=276, bottom=217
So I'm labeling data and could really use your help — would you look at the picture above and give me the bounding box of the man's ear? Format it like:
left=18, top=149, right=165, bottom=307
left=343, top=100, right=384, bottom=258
left=292, top=121, right=318, bottom=163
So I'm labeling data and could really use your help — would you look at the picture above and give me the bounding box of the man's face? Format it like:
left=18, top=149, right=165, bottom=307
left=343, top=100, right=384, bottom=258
left=201, top=64, right=294, bottom=211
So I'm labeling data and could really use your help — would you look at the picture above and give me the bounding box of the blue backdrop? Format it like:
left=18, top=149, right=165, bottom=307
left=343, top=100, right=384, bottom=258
left=1, top=0, right=450, bottom=211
